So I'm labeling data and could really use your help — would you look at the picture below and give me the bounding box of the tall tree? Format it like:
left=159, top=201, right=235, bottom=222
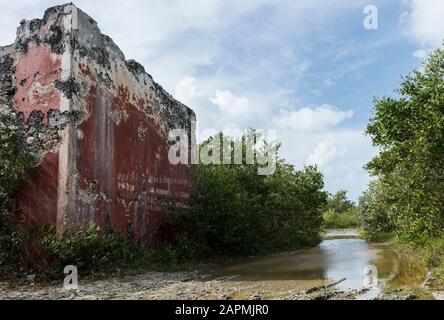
left=364, top=47, right=444, bottom=243
left=325, top=190, right=354, bottom=214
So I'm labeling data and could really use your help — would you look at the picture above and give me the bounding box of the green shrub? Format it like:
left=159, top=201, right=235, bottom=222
left=0, top=224, right=155, bottom=279
left=358, top=180, right=395, bottom=237
left=359, top=230, right=394, bottom=242
left=0, top=100, right=37, bottom=274
left=322, top=191, right=358, bottom=229
left=391, top=238, right=444, bottom=285
left=164, top=133, right=327, bottom=260
left=323, top=208, right=359, bottom=229
left=422, top=238, right=444, bottom=270
left=363, top=46, right=444, bottom=243
left=0, top=100, right=36, bottom=213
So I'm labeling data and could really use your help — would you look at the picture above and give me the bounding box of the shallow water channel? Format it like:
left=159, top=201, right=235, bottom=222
left=200, top=230, right=426, bottom=300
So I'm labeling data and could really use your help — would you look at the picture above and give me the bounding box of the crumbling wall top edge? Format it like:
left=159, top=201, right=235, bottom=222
left=1, top=2, right=197, bottom=122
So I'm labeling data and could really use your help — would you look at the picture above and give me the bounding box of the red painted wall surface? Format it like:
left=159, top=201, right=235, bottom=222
left=75, top=85, right=192, bottom=245
left=13, top=44, right=62, bottom=122
left=11, top=43, right=62, bottom=227
left=13, top=152, right=59, bottom=227
left=4, top=4, right=194, bottom=247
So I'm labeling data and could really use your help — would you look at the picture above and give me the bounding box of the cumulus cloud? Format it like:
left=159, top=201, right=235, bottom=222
left=306, top=141, right=343, bottom=168
left=277, top=128, right=375, bottom=200
left=210, top=90, right=250, bottom=116
left=273, top=105, right=354, bottom=132
left=402, top=0, right=444, bottom=48
left=413, top=49, right=428, bottom=59
left=175, top=77, right=201, bottom=106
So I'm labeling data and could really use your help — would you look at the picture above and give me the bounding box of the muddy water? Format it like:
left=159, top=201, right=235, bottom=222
left=199, top=230, right=425, bottom=300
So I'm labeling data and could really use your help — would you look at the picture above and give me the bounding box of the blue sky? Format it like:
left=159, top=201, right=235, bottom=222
left=1, top=0, right=443, bottom=201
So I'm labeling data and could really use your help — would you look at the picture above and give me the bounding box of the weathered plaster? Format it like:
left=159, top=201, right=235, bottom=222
left=1, top=4, right=196, bottom=246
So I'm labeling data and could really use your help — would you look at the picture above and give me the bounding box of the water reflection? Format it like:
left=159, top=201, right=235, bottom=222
left=201, top=230, right=403, bottom=298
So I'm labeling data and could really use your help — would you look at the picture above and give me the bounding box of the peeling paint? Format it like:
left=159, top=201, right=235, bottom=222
left=78, top=188, right=99, bottom=206
left=110, top=108, right=128, bottom=125
left=2, top=4, right=196, bottom=247
left=138, top=125, right=147, bottom=141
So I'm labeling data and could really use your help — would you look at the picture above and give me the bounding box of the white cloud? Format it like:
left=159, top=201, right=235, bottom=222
left=402, top=0, right=444, bottom=48
left=324, top=78, right=335, bottom=87
left=277, top=128, right=375, bottom=201
left=413, top=49, right=428, bottom=59
left=273, top=105, right=354, bottom=132
left=210, top=90, right=250, bottom=116
left=306, top=140, right=343, bottom=168
left=175, top=77, right=201, bottom=106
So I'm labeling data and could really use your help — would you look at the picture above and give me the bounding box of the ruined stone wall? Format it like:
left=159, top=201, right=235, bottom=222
left=0, top=4, right=195, bottom=246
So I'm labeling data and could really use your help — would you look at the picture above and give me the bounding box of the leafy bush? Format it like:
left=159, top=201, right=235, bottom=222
left=0, top=224, right=155, bottom=279
left=358, top=180, right=395, bottom=237
left=363, top=46, right=444, bottom=243
left=359, top=230, right=394, bottom=242
left=422, top=238, right=444, bottom=270
left=0, top=100, right=36, bottom=213
left=323, top=208, right=359, bottom=229
left=322, top=191, right=358, bottom=229
left=0, top=100, right=37, bottom=274
left=164, top=134, right=327, bottom=259
left=324, top=190, right=354, bottom=214
left=391, top=238, right=444, bottom=285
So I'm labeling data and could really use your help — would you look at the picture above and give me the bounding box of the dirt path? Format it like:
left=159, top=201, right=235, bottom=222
left=0, top=272, right=421, bottom=300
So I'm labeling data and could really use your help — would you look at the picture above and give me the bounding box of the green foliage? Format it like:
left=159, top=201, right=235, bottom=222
left=322, top=191, right=358, bottom=229
left=358, top=180, right=395, bottom=236
left=421, top=238, right=444, bottom=270
left=363, top=46, right=444, bottom=244
left=391, top=238, right=444, bottom=285
left=164, top=133, right=328, bottom=259
left=0, top=100, right=37, bottom=274
left=323, top=208, right=359, bottom=229
left=324, top=190, right=355, bottom=214
left=359, top=230, right=394, bottom=243
left=0, top=225, right=154, bottom=279
left=0, top=101, right=36, bottom=213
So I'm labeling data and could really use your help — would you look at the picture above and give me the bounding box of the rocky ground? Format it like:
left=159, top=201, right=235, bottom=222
left=0, top=272, right=433, bottom=300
